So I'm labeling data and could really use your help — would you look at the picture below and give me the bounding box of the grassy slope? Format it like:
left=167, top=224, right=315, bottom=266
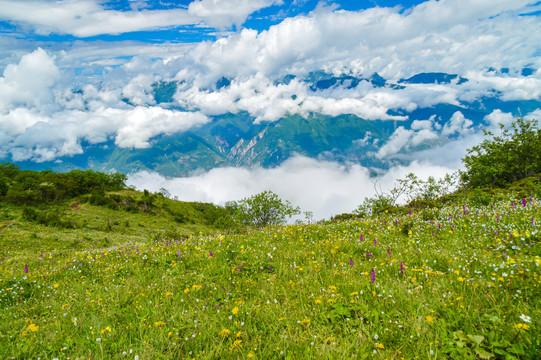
left=1, top=192, right=540, bottom=359
left=0, top=190, right=230, bottom=255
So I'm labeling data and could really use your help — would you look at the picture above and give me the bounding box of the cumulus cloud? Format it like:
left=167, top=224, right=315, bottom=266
left=188, top=0, right=282, bottom=29
left=441, top=111, right=473, bottom=136
left=0, top=106, right=210, bottom=161
left=174, top=74, right=411, bottom=122
left=0, top=48, right=60, bottom=113
left=484, top=109, right=515, bottom=128
left=177, top=0, right=540, bottom=83
left=376, top=111, right=477, bottom=159
left=0, top=0, right=200, bottom=37
left=114, top=107, right=210, bottom=148
left=127, top=155, right=456, bottom=220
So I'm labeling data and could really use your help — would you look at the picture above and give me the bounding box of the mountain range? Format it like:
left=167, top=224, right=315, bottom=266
left=8, top=71, right=540, bottom=177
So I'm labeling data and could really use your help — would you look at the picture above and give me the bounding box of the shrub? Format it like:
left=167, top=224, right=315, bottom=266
left=233, top=190, right=300, bottom=227
left=462, top=117, right=541, bottom=188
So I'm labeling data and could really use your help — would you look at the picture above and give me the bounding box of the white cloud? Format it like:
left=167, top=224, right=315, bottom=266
left=0, top=0, right=201, bottom=37
left=525, top=109, right=541, bottom=121
left=376, top=126, right=413, bottom=159
left=121, top=75, right=157, bottom=106
left=127, top=155, right=455, bottom=220
left=484, top=109, right=515, bottom=128
left=188, top=0, right=282, bottom=29
left=114, top=107, right=210, bottom=148
left=376, top=111, right=476, bottom=159
left=0, top=106, right=209, bottom=161
left=0, top=48, right=59, bottom=113
left=441, top=111, right=473, bottom=136
left=177, top=0, right=540, bottom=84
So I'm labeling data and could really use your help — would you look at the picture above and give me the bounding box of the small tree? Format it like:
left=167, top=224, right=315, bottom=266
left=233, top=190, right=300, bottom=227
left=462, top=118, right=541, bottom=188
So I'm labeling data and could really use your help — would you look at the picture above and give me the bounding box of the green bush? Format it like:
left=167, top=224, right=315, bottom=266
left=462, top=117, right=541, bottom=188
left=21, top=206, right=74, bottom=229
left=233, top=190, right=300, bottom=227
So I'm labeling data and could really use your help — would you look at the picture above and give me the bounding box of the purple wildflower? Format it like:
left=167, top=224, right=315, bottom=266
left=400, top=261, right=405, bottom=276
left=209, top=251, right=213, bottom=257
left=349, top=257, right=354, bottom=268
left=366, top=253, right=373, bottom=258
left=24, top=264, right=28, bottom=273
left=387, top=249, right=391, bottom=258
left=409, top=211, right=412, bottom=216
left=373, top=238, right=377, bottom=245
left=522, top=199, right=527, bottom=207
left=177, top=250, right=182, bottom=259
left=238, top=263, right=243, bottom=271
left=359, top=235, right=364, bottom=242
left=370, top=269, right=376, bottom=283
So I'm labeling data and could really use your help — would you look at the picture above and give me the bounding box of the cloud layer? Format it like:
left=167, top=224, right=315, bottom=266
left=0, top=0, right=539, bottom=172
left=127, top=155, right=457, bottom=220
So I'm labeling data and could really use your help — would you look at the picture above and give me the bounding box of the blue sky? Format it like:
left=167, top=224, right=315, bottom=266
left=0, top=0, right=540, bottom=217
left=0, top=1, right=431, bottom=44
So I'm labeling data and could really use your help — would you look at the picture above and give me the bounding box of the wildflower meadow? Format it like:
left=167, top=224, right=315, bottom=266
left=1, top=193, right=540, bottom=359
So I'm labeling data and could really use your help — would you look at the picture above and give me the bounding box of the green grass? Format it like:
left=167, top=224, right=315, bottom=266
left=1, top=194, right=540, bottom=359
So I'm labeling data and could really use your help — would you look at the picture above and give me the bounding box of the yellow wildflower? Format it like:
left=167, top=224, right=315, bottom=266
left=219, top=329, right=231, bottom=337
left=230, top=340, right=243, bottom=352
left=232, top=307, right=239, bottom=315
left=27, top=323, right=39, bottom=332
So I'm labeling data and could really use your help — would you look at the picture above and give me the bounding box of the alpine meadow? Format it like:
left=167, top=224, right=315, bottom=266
left=0, top=0, right=540, bottom=359
left=1, top=117, right=540, bottom=359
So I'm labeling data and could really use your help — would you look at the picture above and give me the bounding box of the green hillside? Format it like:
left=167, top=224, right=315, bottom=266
left=1, top=169, right=541, bottom=359
left=1, top=120, right=540, bottom=359
left=1, top=188, right=540, bottom=359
